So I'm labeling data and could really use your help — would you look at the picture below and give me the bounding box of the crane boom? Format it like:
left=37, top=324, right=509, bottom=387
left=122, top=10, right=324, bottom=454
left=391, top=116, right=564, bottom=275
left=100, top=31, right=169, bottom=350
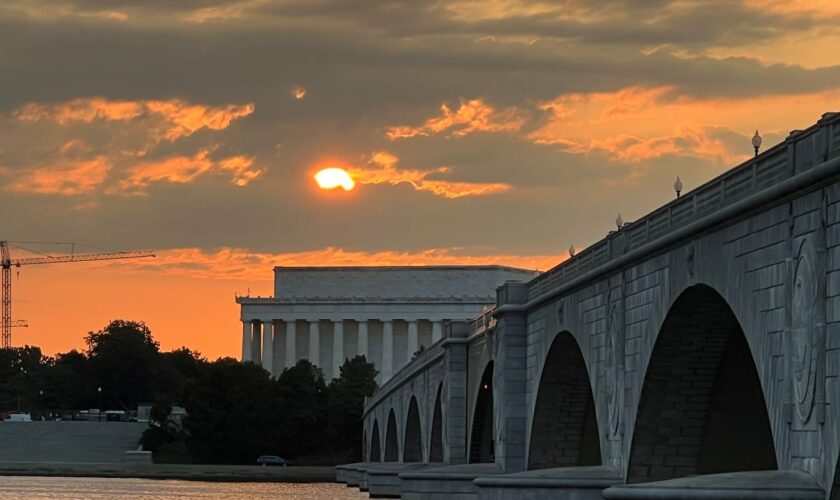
left=0, top=241, right=155, bottom=348
left=13, top=250, right=155, bottom=266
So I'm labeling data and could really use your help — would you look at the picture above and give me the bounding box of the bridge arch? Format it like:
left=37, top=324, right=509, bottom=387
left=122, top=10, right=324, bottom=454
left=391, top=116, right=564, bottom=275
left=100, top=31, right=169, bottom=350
left=627, top=284, right=776, bottom=483
left=832, top=448, right=840, bottom=500
left=370, top=419, right=381, bottom=462
left=403, top=396, right=423, bottom=462
left=528, top=331, right=601, bottom=470
left=469, top=361, right=495, bottom=463
left=833, top=454, right=840, bottom=500
left=429, top=383, right=443, bottom=463
left=384, top=409, right=399, bottom=462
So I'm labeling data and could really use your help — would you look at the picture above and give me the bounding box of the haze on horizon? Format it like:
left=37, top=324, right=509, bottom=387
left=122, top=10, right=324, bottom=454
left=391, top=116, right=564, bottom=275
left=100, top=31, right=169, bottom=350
left=1, top=0, right=839, bottom=359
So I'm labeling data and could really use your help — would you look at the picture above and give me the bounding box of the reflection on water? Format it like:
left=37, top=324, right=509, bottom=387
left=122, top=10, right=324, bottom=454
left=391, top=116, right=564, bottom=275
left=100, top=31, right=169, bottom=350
left=0, top=476, right=368, bottom=499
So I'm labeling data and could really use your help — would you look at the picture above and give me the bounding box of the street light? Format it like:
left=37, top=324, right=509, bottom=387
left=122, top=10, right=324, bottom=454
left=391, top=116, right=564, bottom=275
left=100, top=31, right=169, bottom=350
left=616, top=213, right=624, bottom=230
left=752, top=130, right=762, bottom=157
left=674, top=176, right=683, bottom=199
left=97, top=386, right=102, bottom=422
left=569, top=244, right=576, bottom=258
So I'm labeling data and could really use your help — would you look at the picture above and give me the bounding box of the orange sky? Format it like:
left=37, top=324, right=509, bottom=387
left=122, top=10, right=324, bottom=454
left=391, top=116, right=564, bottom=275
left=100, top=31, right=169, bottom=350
left=11, top=248, right=558, bottom=358
left=2, top=0, right=840, bottom=358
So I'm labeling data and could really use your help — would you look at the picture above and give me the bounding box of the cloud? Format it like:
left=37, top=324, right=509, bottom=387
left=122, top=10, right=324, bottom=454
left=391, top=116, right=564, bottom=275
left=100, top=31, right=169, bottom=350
left=15, top=97, right=254, bottom=142
left=589, top=127, right=737, bottom=165
left=528, top=85, right=840, bottom=168
left=0, top=97, right=259, bottom=196
left=349, top=151, right=510, bottom=198
left=116, top=149, right=262, bottom=194
left=387, top=98, right=525, bottom=140
left=6, top=156, right=110, bottom=195
left=113, top=246, right=560, bottom=280
left=745, top=0, right=840, bottom=17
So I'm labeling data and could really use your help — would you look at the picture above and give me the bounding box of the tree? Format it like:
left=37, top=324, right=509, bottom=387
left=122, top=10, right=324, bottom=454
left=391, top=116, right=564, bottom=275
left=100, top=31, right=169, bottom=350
left=42, top=350, right=92, bottom=410
left=182, top=358, right=277, bottom=464
left=85, top=320, right=161, bottom=410
left=325, top=356, right=378, bottom=459
left=155, top=348, right=206, bottom=404
left=0, top=346, right=50, bottom=413
left=274, top=360, right=328, bottom=458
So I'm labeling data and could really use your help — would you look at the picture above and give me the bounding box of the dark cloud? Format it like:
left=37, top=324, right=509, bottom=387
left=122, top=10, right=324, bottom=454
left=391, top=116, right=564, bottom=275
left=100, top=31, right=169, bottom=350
left=0, top=0, right=839, bottom=259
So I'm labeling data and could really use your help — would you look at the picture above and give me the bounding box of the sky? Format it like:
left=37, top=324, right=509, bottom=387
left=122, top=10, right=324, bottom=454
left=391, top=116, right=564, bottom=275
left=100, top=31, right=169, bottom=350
left=2, top=0, right=840, bottom=359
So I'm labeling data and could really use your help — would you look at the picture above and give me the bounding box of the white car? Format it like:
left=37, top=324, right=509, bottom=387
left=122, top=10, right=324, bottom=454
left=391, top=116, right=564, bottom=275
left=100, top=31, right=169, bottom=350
left=5, top=413, right=32, bottom=422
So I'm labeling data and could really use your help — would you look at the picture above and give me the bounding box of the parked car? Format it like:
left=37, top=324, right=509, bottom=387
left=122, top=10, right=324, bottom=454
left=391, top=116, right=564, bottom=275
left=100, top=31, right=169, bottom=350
left=257, top=455, right=288, bottom=467
left=5, top=413, right=32, bottom=422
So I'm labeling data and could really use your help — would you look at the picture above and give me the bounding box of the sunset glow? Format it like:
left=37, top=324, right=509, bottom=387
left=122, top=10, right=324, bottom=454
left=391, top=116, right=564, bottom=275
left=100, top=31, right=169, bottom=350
left=3, top=0, right=840, bottom=359
left=314, top=167, right=356, bottom=191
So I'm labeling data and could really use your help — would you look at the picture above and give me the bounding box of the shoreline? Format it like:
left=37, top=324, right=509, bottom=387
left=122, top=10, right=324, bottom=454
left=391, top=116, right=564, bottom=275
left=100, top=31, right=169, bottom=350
left=0, top=462, right=337, bottom=483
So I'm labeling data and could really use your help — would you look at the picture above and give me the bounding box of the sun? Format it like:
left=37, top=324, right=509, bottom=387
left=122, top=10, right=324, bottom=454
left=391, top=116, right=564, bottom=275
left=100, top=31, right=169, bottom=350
left=314, top=167, right=355, bottom=191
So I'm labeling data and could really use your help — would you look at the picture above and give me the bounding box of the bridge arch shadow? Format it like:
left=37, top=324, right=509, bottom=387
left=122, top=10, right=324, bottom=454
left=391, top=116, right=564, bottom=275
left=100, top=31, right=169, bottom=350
left=832, top=451, right=840, bottom=500
left=627, top=284, right=777, bottom=483
left=469, top=361, right=495, bottom=463
left=384, top=409, right=399, bottom=462
left=429, top=384, right=443, bottom=462
left=370, top=419, right=381, bottom=462
left=403, top=396, right=423, bottom=462
left=528, top=331, right=601, bottom=470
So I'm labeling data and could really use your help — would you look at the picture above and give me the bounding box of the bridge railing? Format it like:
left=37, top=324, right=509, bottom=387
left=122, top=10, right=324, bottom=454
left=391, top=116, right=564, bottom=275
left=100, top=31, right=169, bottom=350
left=364, top=332, right=447, bottom=411
left=470, top=306, right=497, bottom=334
left=363, top=318, right=483, bottom=413
left=527, top=112, right=840, bottom=301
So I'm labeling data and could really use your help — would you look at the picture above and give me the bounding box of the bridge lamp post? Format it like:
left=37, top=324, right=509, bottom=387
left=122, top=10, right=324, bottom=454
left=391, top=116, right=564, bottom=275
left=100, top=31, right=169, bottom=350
left=97, top=386, right=102, bottom=422
left=616, top=213, right=623, bottom=230
left=674, top=176, right=683, bottom=199
left=752, top=130, right=762, bottom=157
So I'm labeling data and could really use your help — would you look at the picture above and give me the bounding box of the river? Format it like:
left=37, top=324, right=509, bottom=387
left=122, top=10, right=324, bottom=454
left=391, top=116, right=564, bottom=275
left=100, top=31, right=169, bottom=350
left=0, top=476, right=369, bottom=499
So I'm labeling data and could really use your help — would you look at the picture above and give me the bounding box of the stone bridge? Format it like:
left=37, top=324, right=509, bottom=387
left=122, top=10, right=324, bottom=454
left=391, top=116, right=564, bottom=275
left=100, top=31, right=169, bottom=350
left=338, top=112, right=840, bottom=499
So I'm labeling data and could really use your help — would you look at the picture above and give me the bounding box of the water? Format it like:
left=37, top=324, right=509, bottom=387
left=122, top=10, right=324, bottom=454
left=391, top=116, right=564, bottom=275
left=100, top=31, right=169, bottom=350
left=0, top=476, right=369, bottom=499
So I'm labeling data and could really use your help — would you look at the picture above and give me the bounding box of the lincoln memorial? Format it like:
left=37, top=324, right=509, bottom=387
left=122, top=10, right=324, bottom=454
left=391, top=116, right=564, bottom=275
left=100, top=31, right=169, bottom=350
left=236, top=266, right=539, bottom=383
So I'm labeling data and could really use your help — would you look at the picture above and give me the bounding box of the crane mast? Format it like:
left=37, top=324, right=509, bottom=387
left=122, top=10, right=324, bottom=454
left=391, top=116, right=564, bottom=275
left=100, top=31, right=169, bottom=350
left=0, top=241, right=155, bottom=348
left=1, top=243, right=10, bottom=349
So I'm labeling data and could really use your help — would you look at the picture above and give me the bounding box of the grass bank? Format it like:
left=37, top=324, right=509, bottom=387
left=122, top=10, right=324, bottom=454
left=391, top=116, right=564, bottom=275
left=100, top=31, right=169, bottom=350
left=0, top=462, right=336, bottom=483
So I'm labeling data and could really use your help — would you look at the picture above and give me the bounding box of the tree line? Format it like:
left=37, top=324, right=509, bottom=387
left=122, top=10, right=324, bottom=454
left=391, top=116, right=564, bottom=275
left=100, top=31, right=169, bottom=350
left=0, top=320, right=378, bottom=464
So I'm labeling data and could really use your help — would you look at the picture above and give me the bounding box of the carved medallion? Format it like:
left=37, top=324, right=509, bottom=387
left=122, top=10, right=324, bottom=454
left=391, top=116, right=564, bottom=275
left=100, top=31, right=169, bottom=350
left=791, top=237, right=822, bottom=422
left=605, top=292, right=624, bottom=438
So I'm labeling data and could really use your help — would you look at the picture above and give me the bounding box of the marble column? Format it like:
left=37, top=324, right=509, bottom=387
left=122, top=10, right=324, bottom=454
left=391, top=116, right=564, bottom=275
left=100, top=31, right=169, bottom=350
left=382, top=320, right=394, bottom=381
left=309, top=320, right=320, bottom=369
left=251, top=321, right=261, bottom=366
left=357, top=320, right=369, bottom=359
left=286, top=320, right=297, bottom=369
left=432, top=321, right=444, bottom=343
left=407, top=320, right=419, bottom=358
left=262, top=320, right=274, bottom=376
left=241, top=321, right=252, bottom=362
left=333, top=320, right=344, bottom=379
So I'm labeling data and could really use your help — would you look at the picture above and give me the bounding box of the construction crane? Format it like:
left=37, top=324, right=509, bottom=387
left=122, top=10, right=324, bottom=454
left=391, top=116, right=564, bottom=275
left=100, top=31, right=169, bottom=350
left=0, top=241, right=155, bottom=348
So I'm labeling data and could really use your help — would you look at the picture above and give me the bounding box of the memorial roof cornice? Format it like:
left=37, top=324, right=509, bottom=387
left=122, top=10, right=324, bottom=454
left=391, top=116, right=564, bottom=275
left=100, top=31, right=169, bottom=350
left=236, top=295, right=496, bottom=305
left=272, top=265, right=539, bottom=273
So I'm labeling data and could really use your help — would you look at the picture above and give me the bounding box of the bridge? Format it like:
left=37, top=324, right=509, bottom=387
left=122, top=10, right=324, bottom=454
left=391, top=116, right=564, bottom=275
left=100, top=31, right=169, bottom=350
left=338, top=112, right=840, bottom=499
